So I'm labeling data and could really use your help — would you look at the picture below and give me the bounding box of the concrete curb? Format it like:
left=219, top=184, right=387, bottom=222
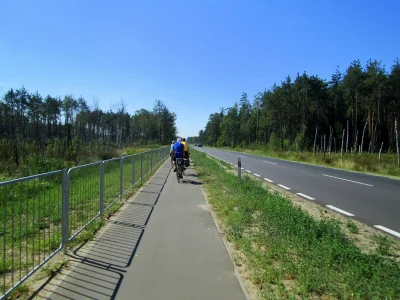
left=200, top=187, right=251, bottom=300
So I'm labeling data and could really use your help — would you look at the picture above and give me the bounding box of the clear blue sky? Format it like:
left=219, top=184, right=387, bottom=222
left=1, top=0, right=399, bottom=138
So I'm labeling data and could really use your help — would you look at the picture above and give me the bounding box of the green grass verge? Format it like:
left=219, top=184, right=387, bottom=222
left=211, top=146, right=400, bottom=178
left=191, top=149, right=400, bottom=299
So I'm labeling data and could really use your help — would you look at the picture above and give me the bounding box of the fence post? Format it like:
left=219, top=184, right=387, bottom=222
left=120, top=158, right=123, bottom=201
left=140, top=152, right=143, bottom=181
left=151, top=150, right=153, bottom=171
left=132, top=155, right=135, bottom=186
left=61, top=169, right=69, bottom=254
left=238, top=157, right=242, bottom=179
left=146, top=152, right=149, bottom=175
left=100, top=162, right=104, bottom=220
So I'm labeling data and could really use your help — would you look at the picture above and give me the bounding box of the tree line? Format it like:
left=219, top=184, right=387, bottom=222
left=196, top=59, right=400, bottom=160
left=0, top=86, right=177, bottom=167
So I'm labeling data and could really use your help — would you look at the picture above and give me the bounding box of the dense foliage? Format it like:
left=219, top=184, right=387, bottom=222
left=0, top=87, right=177, bottom=172
left=197, top=59, right=400, bottom=154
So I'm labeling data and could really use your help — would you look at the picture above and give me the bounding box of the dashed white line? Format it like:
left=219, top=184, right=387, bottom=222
left=263, top=161, right=277, bottom=165
left=245, top=170, right=251, bottom=173
left=263, top=178, right=274, bottom=183
left=326, top=205, right=355, bottom=216
left=253, top=174, right=260, bottom=177
left=296, top=193, right=315, bottom=200
left=374, top=225, right=400, bottom=238
left=277, top=184, right=290, bottom=190
left=322, top=174, right=373, bottom=187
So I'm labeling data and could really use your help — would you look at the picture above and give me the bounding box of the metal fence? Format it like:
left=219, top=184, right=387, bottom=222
left=0, top=146, right=170, bottom=299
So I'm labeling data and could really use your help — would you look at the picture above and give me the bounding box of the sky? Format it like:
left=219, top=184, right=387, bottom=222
left=1, top=0, right=399, bottom=138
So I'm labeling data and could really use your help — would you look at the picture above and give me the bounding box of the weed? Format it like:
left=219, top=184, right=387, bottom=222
left=41, top=258, right=69, bottom=278
left=373, top=234, right=394, bottom=256
left=6, top=284, right=29, bottom=299
left=346, top=220, right=359, bottom=234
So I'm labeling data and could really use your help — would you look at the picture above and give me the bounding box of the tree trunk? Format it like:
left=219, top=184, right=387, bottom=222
left=320, top=135, right=323, bottom=153
left=334, top=138, right=337, bottom=153
left=313, top=127, right=318, bottom=155
left=323, top=134, right=326, bottom=158
left=361, top=122, right=367, bottom=153
left=379, top=142, right=383, bottom=160
left=354, top=130, right=358, bottom=154
left=341, top=129, right=345, bottom=161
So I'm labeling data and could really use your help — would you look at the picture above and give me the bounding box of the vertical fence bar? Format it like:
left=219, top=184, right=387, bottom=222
left=100, top=162, right=104, bottom=220
left=132, top=155, right=135, bottom=186
left=61, top=169, right=69, bottom=254
left=151, top=150, right=153, bottom=171
left=3, top=186, right=7, bottom=295
left=120, top=158, right=123, bottom=201
left=140, top=153, right=143, bottom=181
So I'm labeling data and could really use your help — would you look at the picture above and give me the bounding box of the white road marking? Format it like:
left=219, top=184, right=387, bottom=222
left=245, top=170, right=251, bottom=173
left=241, top=168, right=244, bottom=170
left=374, top=225, right=400, bottom=238
left=322, top=174, right=373, bottom=187
left=263, top=161, right=277, bottom=165
left=296, top=193, right=315, bottom=200
left=264, top=178, right=274, bottom=183
left=326, top=205, right=355, bottom=216
left=253, top=174, right=260, bottom=177
left=277, top=184, right=290, bottom=190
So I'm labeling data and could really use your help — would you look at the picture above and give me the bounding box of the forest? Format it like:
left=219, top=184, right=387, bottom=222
left=193, top=59, right=400, bottom=165
left=0, top=87, right=177, bottom=177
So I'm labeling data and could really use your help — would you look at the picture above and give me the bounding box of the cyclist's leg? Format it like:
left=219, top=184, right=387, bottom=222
left=173, top=157, right=177, bottom=171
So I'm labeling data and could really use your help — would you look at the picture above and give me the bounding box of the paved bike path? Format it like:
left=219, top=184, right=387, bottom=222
left=36, top=161, right=246, bottom=299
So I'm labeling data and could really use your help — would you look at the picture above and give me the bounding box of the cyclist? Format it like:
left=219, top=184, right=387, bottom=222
left=172, top=138, right=184, bottom=176
left=181, top=138, right=190, bottom=161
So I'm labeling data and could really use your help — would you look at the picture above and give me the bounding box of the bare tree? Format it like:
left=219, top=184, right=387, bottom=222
left=361, top=122, right=367, bottom=153
left=341, top=129, right=345, bottom=161
left=313, top=127, right=318, bottom=155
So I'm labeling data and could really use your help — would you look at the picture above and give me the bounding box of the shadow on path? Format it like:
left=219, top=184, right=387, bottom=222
left=31, top=166, right=170, bottom=300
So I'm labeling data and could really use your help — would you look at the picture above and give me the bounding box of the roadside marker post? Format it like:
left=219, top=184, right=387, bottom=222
left=238, top=157, right=241, bottom=179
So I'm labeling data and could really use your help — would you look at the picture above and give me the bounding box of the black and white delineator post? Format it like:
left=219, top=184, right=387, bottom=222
left=238, top=157, right=241, bottom=179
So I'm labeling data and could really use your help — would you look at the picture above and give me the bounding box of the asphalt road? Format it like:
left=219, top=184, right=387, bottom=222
left=195, top=147, right=400, bottom=239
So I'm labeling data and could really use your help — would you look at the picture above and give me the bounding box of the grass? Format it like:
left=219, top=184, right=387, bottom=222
left=191, top=149, right=400, bottom=299
left=346, top=220, right=359, bottom=234
left=213, top=146, right=400, bottom=178
left=0, top=147, right=169, bottom=297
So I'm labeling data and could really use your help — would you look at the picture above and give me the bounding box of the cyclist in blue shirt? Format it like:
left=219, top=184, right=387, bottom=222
left=172, top=138, right=184, bottom=172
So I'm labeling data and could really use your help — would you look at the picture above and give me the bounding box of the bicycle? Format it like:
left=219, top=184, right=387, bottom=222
left=176, top=158, right=184, bottom=183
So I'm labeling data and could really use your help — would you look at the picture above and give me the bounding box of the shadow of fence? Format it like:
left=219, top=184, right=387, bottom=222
left=31, top=167, right=170, bottom=300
